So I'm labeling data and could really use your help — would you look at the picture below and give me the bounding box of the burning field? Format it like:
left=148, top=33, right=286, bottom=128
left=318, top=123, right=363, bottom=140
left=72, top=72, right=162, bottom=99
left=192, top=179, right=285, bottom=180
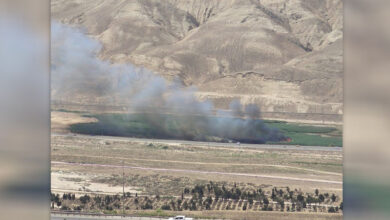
left=69, top=113, right=285, bottom=144
left=59, top=112, right=342, bottom=146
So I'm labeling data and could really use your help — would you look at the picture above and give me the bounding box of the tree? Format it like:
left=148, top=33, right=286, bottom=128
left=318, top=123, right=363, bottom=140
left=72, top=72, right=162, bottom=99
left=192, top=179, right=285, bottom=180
left=319, top=194, right=325, bottom=203
left=170, top=200, right=176, bottom=210
left=206, top=196, right=213, bottom=205
left=54, top=194, right=60, bottom=203
left=277, top=199, right=285, bottom=211
left=328, top=206, right=336, bottom=213
left=271, top=190, right=276, bottom=199
left=279, top=189, right=284, bottom=197
left=94, top=196, right=101, bottom=204
left=315, top=189, right=319, bottom=196
left=263, top=198, right=269, bottom=205
left=297, top=194, right=304, bottom=203
left=142, top=199, right=153, bottom=209
left=190, top=200, right=197, bottom=210
left=104, top=195, right=112, bottom=204
left=306, top=195, right=317, bottom=204
left=60, top=205, right=69, bottom=210
left=331, top=194, right=337, bottom=202
left=105, top=205, right=113, bottom=211
left=289, top=191, right=294, bottom=199
left=183, top=201, right=189, bottom=210
left=79, top=194, right=90, bottom=204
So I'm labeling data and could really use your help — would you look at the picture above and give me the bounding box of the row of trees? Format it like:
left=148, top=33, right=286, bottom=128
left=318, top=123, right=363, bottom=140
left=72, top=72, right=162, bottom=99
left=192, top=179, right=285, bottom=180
left=184, top=182, right=339, bottom=205
left=51, top=183, right=342, bottom=213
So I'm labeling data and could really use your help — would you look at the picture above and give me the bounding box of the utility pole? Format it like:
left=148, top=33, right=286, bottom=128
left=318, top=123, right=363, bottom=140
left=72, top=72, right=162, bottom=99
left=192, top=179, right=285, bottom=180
left=122, top=160, right=125, bottom=218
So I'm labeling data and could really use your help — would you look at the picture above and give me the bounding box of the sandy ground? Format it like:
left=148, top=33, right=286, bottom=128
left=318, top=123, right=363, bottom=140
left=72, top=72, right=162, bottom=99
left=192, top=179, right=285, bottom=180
left=51, top=171, right=141, bottom=195
left=51, top=133, right=342, bottom=196
left=51, top=111, right=97, bottom=133
left=50, top=110, right=342, bottom=219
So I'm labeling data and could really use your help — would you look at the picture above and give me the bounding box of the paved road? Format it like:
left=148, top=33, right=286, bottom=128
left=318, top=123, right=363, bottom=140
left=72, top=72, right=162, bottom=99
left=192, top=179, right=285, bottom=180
left=51, top=213, right=213, bottom=220
left=52, top=161, right=342, bottom=184
left=52, top=133, right=342, bottom=152
left=51, top=214, right=165, bottom=220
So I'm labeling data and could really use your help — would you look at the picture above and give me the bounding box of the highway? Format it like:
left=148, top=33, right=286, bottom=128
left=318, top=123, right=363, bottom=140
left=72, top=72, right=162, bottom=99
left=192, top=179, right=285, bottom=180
left=51, top=212, right=213, bottom=220
left=51, top=213, right=165, bottom=220
left=52, top=133, right=342, bottom=152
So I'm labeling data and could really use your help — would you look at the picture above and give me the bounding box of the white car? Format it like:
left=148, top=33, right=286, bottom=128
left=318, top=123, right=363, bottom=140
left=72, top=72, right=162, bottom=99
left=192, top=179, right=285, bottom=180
left=168, top=216, right=193, bottom=220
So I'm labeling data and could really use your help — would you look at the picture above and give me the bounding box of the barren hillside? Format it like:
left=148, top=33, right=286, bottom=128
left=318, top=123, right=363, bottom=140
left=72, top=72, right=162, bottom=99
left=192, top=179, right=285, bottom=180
left=51, top=0, right=343, bottom=123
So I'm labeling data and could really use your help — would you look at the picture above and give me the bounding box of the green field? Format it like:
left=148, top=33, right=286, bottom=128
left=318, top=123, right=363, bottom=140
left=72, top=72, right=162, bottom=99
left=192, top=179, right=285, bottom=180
left=265, top=120, right=342, bottom=147
left=69, top=113, right=342, bottom=147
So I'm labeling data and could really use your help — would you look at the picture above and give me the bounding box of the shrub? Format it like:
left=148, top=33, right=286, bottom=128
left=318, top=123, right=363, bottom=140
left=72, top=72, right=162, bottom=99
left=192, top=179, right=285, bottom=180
left=161, top=204, right=171, bottom=210
left=328, top=206, right=337, bottom=213
left=105, top=205, right=113, bottom=211
left=141, top=200, right=153, bottom=210
left=79, top=194, right=90, bottom=204
left=60, top=205, right=69, bottom=210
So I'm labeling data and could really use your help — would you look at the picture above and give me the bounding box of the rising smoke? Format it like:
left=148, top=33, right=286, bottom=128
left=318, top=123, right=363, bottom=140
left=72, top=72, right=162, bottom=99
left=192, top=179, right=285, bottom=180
left=51, top=22, right=286, bottom=143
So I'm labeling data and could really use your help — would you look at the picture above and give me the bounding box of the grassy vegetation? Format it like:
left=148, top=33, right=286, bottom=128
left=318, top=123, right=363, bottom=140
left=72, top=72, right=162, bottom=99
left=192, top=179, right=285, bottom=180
left=54, top=108, right=87, bottom=114
left=70, top=113, right=190, bottom=139
left=69, top=113, right=342, bottom=147
left=265, top=120, right=342, bottom=147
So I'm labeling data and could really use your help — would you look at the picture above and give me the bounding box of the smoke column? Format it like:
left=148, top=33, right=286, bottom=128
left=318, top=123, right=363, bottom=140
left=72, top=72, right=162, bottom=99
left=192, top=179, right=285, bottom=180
left=51, top=22, right=286, bottom=143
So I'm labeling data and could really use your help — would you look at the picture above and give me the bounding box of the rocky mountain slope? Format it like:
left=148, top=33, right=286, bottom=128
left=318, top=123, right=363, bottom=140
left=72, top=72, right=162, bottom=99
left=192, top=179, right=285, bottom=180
left=52, top=0, right=343, bottom=122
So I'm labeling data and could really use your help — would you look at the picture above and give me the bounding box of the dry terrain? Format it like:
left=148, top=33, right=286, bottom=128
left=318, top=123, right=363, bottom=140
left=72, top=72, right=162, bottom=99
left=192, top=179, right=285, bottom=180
left=51, top=0, right=343, bottom=123
left=51, top=111, right=342, bottom=219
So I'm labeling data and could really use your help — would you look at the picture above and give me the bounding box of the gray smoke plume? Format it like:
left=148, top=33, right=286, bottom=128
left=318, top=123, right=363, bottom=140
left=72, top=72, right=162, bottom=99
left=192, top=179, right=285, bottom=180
left=51, top=22, right=286, bottom=143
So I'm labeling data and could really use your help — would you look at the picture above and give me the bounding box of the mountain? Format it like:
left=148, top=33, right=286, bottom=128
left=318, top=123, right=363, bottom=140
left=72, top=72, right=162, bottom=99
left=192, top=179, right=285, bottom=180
left=51, top=0, right=343, bottom=123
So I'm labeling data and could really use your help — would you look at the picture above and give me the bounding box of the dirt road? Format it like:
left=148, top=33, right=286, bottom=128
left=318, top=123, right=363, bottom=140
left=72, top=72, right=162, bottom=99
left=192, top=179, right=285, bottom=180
left=52, top=161, right=342, bottom=185
left=52, top=133, right=342, bottom=152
